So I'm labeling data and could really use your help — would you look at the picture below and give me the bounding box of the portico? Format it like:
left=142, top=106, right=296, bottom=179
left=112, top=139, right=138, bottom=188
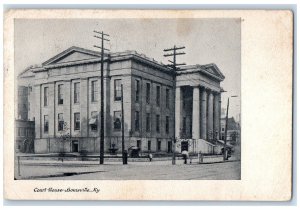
left=175, top=64, right=225, bottom=154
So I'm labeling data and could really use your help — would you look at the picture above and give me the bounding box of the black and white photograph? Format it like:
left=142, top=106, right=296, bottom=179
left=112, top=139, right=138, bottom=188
left=14, top=18, right=241, bottom=180
left=2, top=7, right=294, bottom=201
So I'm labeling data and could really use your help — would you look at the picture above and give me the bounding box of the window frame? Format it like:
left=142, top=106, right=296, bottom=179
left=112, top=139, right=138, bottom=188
left=166, top=88, right=170, bottom=109
left=165, top=116, right=169, bottom=134
left=135, top=111, right=140, bottom=131
left=146, top=82, right=151, bottom=104
left=146, top=113, right=151, bottom=132
left=44, top=115, right=49, bottom=133
left=74, top=112, right=80, bottom=130
left=91, top=80, right=98, bottom=102
left=113, top=111, right=122, bottom=131
left=135, top=80, right=140, bottom=102
left=156, top=86, right=160, bottom=107
left=44, top=87, right=48, bottom=107
left=114, top=79, right=122, bottom=101
left=156, top=114, right=160, bottom=133
left=74, top=82, right=80, bottom=104
left=58, top=84, right=64, bottom=105
left=58, top=113, right=64, bottom=131
left=90, top=111, right=98, bottom=131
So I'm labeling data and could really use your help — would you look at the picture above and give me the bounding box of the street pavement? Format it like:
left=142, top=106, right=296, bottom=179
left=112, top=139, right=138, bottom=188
left=15, top=157, right=241, bottom=180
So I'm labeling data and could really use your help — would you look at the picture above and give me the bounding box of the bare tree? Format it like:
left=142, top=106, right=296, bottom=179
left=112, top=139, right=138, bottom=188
left=58, top=122, right=70, bottom=161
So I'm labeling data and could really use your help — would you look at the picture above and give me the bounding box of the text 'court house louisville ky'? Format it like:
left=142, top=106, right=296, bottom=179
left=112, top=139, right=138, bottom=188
left=17, top=46, right=225, bottom=154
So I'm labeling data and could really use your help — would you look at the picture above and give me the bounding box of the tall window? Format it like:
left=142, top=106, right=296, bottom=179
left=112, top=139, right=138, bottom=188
left=146, top=113, right=151, bottom=132
left=113, top=111, right=122, bottom=130
left=156, top=114, right=160, bottom=133
left=91, top=80, right=98, bottom=102
left=74, top=82, right=80, bottom=103
left=146, top=83, right=151, bottom=104
left=19, top=128, right=25, bottom=136
left=166, top=88, right=170, bottom=109
left=166, top=116, right=169, bottom=134
left=148, top=140, right=151, bottom=151
left=58, top=84, right=64, bottom=105
left=58, top=113, right=64, bottom=131
left=74, top=113, right=80, bottom=130
left=90, top=111, right=98, bottom=131
left=44, top=115, right=49, bottom=133
left=156, top=86, right=160, bottom=107
left=135, top=80, right=140, bottom=102
left=135, top=111, right=140, bottom=131
left=44, top=87, right=48, bottom=106
left=114, top=79, right=122, bottom=101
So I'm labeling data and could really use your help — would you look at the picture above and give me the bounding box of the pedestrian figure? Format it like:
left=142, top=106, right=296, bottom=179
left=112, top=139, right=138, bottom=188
left=190, top=156, right=192, bottom=164
left=182, top=150, right=189, bottom=164
left=198, top=152, right=203, bottom=163
left=149, top=153, right=153, bottom=162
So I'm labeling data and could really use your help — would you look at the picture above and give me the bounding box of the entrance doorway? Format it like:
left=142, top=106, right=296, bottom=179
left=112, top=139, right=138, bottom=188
left=137, top=140, right=141, bottom=149
left=167, top=141, right=172, bottom=153
left=181, top=141, right=189, bottom=152
left=71, top=140, right=79, bottom=152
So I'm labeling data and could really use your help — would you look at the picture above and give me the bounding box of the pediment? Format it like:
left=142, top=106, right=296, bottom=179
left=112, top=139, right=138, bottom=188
left=177, top=63, right=225, bottom=82
left=201, top=64, right=225, bottom=80
left=42, top=46, right=101, bottom=66
left=55, top=51, right=99, bottom=64
left=18, top=67, right=35, bottom=78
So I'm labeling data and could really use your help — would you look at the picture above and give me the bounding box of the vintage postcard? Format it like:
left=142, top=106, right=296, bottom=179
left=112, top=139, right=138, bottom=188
left=4, top=9, right=293, bottom=200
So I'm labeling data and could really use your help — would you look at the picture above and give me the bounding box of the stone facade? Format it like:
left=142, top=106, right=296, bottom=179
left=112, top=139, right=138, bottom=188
left=17, top=46, right=225, bottom=154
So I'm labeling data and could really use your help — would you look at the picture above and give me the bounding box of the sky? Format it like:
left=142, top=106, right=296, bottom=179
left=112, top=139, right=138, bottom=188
left=15, top=18, right=241, bottom=120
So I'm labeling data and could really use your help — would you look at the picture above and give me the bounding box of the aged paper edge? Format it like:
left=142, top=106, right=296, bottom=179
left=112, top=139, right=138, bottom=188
left=3, top=9, right=293, bottom=201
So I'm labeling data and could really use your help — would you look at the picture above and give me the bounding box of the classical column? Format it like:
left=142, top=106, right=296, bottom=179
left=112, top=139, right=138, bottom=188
left=175, top=87, right=182, bottom=138
left=207, top=90, right=214, bottom=140
left=192, top=86, right=200, bottom=139
left=200, top=88, right=207, bottom=140
left=218, top=94, right=222, bottom=139
left=213, top=93, right=220, bottom=140
left=34, top=84, right=42, bottom=139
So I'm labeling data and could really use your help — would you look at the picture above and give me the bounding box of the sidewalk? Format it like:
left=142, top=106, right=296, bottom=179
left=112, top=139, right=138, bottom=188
left=16, top=153, right=240, bottom=165
left=15, top=157, right=241, bottom=180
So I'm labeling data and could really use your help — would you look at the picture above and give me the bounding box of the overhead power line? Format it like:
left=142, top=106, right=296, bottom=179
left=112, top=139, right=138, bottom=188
left=163, top=45, right=186, bottom=165
left=93, top=30, right=110, bottom=165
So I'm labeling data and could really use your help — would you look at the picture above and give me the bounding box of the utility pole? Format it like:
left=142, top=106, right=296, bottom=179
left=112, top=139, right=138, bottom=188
left=163, top=45, right=186, bottom=165
left=121, top=84, right=127, bottom=164
left=223, top=97, right=229, bottom=161
left=223, top=95, right=238, bottom=161
left=94, top=30, right=110, bottom=165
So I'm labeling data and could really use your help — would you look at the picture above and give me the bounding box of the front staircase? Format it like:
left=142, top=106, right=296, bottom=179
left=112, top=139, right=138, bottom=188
left=175, top=138, right=223, bottom=155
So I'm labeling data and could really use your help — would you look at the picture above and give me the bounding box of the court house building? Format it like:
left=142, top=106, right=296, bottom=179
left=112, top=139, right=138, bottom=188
left=17, top=46, right=225, bottom=154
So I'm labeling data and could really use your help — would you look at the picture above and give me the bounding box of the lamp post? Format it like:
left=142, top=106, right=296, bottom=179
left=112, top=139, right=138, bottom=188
left=223, top=95, right=238, bottom=161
